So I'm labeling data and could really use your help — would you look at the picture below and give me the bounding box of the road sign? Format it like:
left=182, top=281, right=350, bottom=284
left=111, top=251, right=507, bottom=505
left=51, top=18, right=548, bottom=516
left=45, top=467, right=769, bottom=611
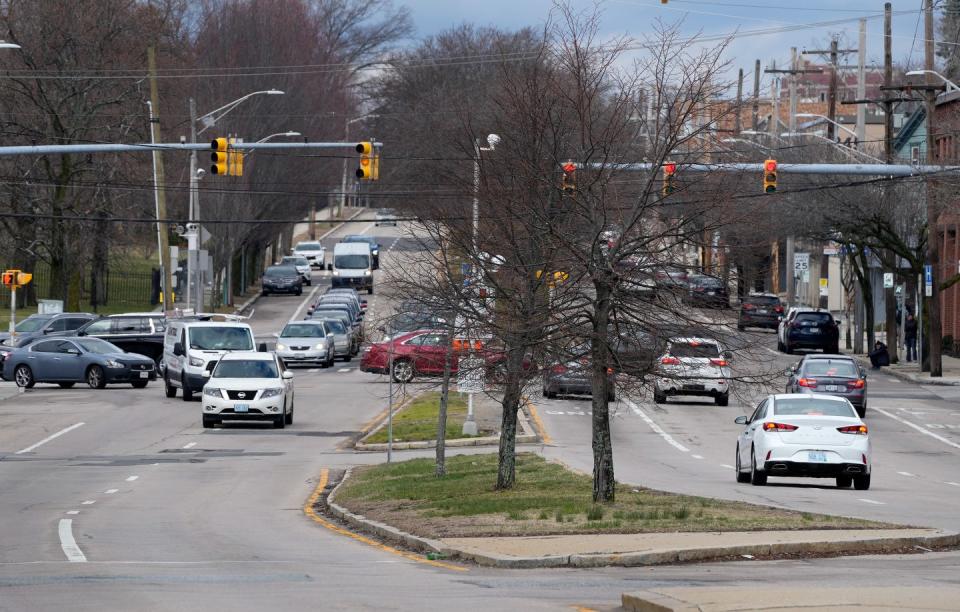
left=883, top=272, right=894, bottom=289
left=819, top=278, right=829, bottom=296
left=456, top=357, right=486, bottom=394
left=925, top=264, right=933, bottom=297
left=794, top=253, right=809, bottom=274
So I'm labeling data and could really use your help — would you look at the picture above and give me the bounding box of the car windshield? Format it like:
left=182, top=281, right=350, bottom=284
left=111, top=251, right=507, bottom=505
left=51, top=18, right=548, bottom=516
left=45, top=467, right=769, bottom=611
left=319, top=319, right=346, bottom=334
left=669, top=342, right=720, bottom=358
left=281, top=324, right=325, bottom=338
left=282, top=257, right=308, bottom=266
left=75, top=338, right=123, bottom=354
left=746, top=296, right=780, bottom=306
left=189, top=327, right=254, bottom=350
left=265, top=266, right=296, bottom=278
left=334, top=254, right=370, bottom=269
left=802, top=360, right=859, bottom=378
left=773, top=398, right=856, bottom=417
left=294, top=242, right=321, bottom=251
left=795, top=313, right=834, bottom=326
left=15, top=317, right=50, bottom=332
left=213, top=359, right=279, bottom=379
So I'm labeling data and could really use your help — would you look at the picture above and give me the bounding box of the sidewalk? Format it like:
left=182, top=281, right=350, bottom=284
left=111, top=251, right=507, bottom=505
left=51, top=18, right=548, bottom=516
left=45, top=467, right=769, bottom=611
left=837, top=317, right=960, bottom=386
left=622, top=586, right=960, bottom=611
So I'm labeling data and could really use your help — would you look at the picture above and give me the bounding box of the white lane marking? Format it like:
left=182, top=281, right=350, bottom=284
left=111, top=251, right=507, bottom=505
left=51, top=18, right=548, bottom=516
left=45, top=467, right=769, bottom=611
left=873, top=406, right=960, bottom=450
left=359, top=223, right=374, bottom=235
left=125, top=476, right=139, bottom=482
left=15, top=422, right=85, bottom=454
left=897, top=471, right=915, bottom=477
left=946, top=481, right=960, bottom=487
left=81, top=500, right=96, bottom=505
left=858, top=498, right=886, bottom=505
left=66, top=511, right=79, bottom=515
left=182, top=442, right=197, bottom=449
left=104, top=489, right=119, bottom=495
left=692, top=454, right=704, bottom=459
left=58, top=519, right=87, bottom=563
left=289, top=285, right=322, bottom=322
left=721, top=464, right=735, bottom=469
left=764, top=347, right=781, bottom=357
left=625, top=400, right=690, bottom=453
left=337, top=368, right=352, bottom=373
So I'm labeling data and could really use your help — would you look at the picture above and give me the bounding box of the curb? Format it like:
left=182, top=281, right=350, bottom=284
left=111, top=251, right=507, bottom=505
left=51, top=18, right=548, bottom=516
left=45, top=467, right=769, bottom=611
left=622, top=590, right=699, bottom=612
left=852, top=355, right=960, bottom=387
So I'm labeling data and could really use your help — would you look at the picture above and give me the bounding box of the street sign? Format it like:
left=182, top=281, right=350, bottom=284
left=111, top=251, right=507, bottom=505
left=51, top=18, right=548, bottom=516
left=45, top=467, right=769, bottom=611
left=883, top=272, right=894, bottom=289
left=819, top=278, right=828, bottom=296
left=794, top=253, right=809, bottom=279
left=456, top=357, right=486, bottom=394
left=823, top=243, right=839, bottom=256
left=925, top=264, right=933, bottom=297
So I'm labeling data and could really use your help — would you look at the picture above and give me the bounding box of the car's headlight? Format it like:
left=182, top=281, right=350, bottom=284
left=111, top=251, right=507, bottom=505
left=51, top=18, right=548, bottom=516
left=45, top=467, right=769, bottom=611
left=261, top=388, right=283, bottom=398
left=105, top=360, right=123, bottom=368
left=364, top=270, right=372, bottom=276
left=204, top=387, right=222, bottom=398
left=189, top=356, right=205, bottom=367
left=314, top=342, right=327, bottom=350
left=372, top=249, right=379, bottom=255
left=333, top=270, right=341, bottom=276
left=276, top=343, right=288, bottom=351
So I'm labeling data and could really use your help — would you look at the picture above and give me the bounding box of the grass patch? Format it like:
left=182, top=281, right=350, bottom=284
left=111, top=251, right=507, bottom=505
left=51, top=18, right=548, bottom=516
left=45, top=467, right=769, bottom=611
left=333, top=453, right=891, bottom=538
left=363, top=392, right=491, bottom=443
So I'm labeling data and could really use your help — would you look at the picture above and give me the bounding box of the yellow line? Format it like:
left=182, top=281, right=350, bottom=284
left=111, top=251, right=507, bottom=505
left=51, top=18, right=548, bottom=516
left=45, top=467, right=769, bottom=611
left=526, top=399, right=553, bottom=445
left=303, top=469, right=467, bottom=572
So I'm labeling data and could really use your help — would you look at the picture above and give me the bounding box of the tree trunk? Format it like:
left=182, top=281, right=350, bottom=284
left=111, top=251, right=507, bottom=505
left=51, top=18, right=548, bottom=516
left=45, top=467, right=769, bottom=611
left=496, top=345, right=526, bottom=490
left=591, top=280, right=615, bottom=503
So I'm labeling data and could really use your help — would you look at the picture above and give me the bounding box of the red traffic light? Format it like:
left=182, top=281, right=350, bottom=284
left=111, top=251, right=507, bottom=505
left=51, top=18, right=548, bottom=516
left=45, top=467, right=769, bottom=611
left=663, top=161, right=677, bottom=175
left=765, top=159, right=777, bottom=172
left=562, top=162, right=576, bottom=174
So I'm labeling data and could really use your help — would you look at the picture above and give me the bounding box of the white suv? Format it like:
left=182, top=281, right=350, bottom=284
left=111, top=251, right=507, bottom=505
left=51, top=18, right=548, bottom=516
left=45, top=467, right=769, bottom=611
left=163, top=320, right=256, bottom=402
left=292, top=241, right=326, bottom=268
left=654, top=337, right=731, bottom=406
left=201, top=352, right=294, bottom=429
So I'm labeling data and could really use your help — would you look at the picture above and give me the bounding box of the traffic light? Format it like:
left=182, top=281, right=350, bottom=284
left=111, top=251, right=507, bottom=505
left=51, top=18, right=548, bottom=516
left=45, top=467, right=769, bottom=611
left=356, top=141, right=373, bottom=180
left=1, top=270, right=14, bottom=287
left=372, top=153, right=381, bottom=181
left=228, top=137, right=243, bottom=177
left=15, top=272, right=32, bottom=286
left=211, top=138, right=229, bottom=175
left=763, top=159, right=778, bottom=193
left=1, top=269, right=30, bottom=288
left=561, top=162, right=576, bottom=194
left=662, top=161, right=677, bottom=196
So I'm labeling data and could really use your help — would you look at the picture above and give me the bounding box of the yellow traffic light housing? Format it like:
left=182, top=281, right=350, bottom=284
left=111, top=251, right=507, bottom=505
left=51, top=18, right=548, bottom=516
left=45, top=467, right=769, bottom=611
left=356, top=141, right=373, bottom=180
left=763, top=159, right=778, bottom=194
left=561, top=162, right=576, bottom=194
left=211, top=138, right=229, bottom=175
left=1, top=270, right=15, bottom=287
left=228, top=137, right=243, bottom=176
left=662, top=161, right=677, bottom=196
left=15, top=272, right=32, bottom=286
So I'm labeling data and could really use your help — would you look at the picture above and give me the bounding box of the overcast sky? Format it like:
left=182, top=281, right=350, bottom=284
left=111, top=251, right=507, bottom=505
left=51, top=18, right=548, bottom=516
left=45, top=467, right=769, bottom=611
left=400, top=1, right=931, bottom=90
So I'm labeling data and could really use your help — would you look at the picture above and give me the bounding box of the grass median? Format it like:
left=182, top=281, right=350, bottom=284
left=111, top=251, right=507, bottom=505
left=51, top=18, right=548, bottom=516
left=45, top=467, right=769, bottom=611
left=363, top=391, right=492, bottom=444
left=334, top=453, right=889, bottom=538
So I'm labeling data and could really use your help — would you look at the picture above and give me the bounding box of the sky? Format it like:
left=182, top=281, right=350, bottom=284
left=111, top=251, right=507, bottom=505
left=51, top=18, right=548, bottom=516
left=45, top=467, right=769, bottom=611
left=399, top=0, right=932, bottom=91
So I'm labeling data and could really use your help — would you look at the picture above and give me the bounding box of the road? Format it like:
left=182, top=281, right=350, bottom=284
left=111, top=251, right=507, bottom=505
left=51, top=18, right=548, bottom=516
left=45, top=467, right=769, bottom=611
left=1, top=217, right=959, bottom=611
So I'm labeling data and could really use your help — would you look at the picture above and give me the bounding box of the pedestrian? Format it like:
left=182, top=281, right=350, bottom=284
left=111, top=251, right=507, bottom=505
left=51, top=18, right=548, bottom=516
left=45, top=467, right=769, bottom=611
left=904, top=313, right=918, bottom=362
left=869, top=341, right=890, bottom=370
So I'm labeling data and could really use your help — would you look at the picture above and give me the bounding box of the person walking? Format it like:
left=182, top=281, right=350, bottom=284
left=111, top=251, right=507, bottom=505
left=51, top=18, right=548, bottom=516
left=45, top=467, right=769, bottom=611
left=904, top=313, right=918, bottom=362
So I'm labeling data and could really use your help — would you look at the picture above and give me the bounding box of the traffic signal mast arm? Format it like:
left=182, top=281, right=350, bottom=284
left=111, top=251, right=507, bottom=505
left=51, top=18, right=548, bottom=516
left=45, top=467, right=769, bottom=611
left=0, top=141, right=384, bottom=156
left=571, top=161, right=960, bottom=177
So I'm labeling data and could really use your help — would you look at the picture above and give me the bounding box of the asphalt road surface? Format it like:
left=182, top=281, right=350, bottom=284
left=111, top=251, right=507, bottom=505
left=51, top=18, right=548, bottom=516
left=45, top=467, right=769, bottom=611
left=2, top=217, right=959, bottom=611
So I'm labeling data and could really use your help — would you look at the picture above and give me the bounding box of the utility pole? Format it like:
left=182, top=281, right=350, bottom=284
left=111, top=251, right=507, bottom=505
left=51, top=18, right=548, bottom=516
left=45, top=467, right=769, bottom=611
left=769, top=60, right=780, bottom=138
left=752, top=59, right=761, bottom=131
left=881, top=7, right=898, bottom=363
left=147, top=46, right=173, bottom=312
left=803, top=41, right=857, bottom=141
left=789, top=47, right=798, bottom=133
left=735, top=68, right=743, bottom=134
left=856, top=19, right=867, bottom=146
left=924, top=0, right=943, bottom=376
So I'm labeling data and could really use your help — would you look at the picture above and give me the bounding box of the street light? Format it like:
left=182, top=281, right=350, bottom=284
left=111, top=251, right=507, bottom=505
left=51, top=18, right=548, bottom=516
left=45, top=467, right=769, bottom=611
left=794, top=113, right=858, bottom=140
left=906, top=69, right=960, bottom=94
left=256, top=131, right=301, bottom=143
left=339, top=114, right=380, bottom=217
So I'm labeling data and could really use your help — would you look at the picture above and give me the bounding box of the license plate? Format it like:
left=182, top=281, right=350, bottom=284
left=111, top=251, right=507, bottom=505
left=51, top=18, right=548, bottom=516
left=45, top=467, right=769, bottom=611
left=139, top=371, right=149, bottom=379
left=825, top=385, right=839, bottom=392
left=758, top=309, right=768, bottom=314
left=809, top=327, right=819, bottom=332
left=808, top=451, right=827, bottom=462
left=234, top=404, right=249, bottom=413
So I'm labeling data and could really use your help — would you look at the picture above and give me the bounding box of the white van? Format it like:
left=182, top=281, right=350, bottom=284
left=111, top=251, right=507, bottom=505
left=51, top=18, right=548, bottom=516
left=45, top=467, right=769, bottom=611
left=162, top=320, right=256, bottom=401
left=332, top=241, right=374, bottom=294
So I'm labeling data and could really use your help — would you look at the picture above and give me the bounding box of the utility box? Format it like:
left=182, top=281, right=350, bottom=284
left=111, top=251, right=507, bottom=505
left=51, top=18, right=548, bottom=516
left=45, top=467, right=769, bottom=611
left=37, top=299, right=64, bottom=314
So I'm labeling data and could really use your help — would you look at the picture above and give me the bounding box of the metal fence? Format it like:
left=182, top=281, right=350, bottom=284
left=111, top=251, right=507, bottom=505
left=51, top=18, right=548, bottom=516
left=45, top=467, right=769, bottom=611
left=0, top=266, right=155, bottom=309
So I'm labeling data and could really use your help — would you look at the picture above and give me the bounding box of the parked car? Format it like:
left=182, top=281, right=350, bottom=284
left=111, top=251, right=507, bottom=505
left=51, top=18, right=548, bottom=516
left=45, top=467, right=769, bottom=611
left=308, top=309, right=359, bottom=354
left=782, top=310, right=840, bottom=354
left=542, top=345, right=616, bottom=401
left=777, top=307, right=817, bottom=351
left=734, top=394, right=871, bottom=489
left=375, top=208, right=398, bottom=226
left=310, top=317, right=355, bottom=361
left=162, top=320, right=257, bottom=401
left=381, top=311, right=448, bottom=341
left=785, top=354, right=867, bottom=417
left=261, top=265, right=303, bottom=296
left=684, top=275, right=729, bottom=308
left=0, top=312, right=96, bottom=347
left=292, top=241, right=326, bottom=268
left=738, top=293, right=784, bottom=331
left=280, top=255, right=312, bottom=286
left=341, top=234, right=380, bottom=268
left=201, top=352, right=294, bottom=429
left=653, top=337, right=731, bottom=405
left=274, top=321, right=335, bottom=368
left=3, top=337, right=156, bottom=389
left=48, top=313, right=166, bottom=365
left=360, top=329, right=502, bottom=384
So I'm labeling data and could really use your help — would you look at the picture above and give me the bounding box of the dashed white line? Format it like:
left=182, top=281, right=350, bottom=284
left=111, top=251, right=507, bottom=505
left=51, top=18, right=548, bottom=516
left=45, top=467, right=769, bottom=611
left=720, top=464, right=735, bottom=469
left=125, top=476, right=139, bottom=482
left=104, top=489, right=119, bottom=495
left=896, top=471, right=915, bottom=477
left=873, top=406, right=960, bottom=450
left=182, top=442, right=197, bottom=449
left=337, top=368, right=352, bottom=373
left=945, top=481, right=960, bottom=487
left=625, top=400, right=690, bottom=453
left=692, top=454, right=704, bottom=460
left=65, top=510, right=79, bottom=516
left=81, top=500, right=95, bottom=506
left=58, top=519, right=86, bottom=563
left=858, top=498, right=885, bottom=505
left=308, top=368, right=319, bottom=373
left=15, top=422, right=85, bottom=454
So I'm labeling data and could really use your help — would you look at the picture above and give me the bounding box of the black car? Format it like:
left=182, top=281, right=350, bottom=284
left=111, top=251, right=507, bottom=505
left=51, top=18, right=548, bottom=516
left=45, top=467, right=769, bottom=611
left=738, top=294, right=784, bottom=331
left=342, top=235, right=380, bottom=269
left=685, top=275, right=729, bottom=308
left=261, top=265, right=303, bottom=296
left=47, top=314, right=166, bottom=365
left=783, top=310, right=840, bottom=354
left=542, top=346, right=616, bottom=401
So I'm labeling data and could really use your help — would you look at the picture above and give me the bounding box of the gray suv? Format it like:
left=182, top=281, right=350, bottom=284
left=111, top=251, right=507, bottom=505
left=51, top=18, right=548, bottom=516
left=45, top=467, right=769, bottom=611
left=0, top=312, right=96, bottom=347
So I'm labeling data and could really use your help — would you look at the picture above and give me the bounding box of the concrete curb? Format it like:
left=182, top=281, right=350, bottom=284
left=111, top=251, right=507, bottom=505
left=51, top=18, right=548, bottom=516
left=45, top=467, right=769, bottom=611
left=233, top=209, right=368, bottom=317
left=622, top=590, right=698, bottom=612
left=852, top=355, right=960, bottom=386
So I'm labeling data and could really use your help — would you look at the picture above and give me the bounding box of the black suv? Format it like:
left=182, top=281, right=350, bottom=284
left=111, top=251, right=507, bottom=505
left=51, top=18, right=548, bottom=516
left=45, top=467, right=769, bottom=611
left=684, top=275, right=729, bottom=308
left=261, top=265, right=303, bottom=296
left=738, top=294, right=784, bottom=330
left=783, top=310, right=840, bottom=354
left=55, top=314, right=166, bottom=364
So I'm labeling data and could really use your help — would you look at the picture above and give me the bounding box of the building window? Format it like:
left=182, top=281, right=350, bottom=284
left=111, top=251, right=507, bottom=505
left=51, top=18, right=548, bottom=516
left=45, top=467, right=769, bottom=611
left=912, top=146, right=921, bottom=165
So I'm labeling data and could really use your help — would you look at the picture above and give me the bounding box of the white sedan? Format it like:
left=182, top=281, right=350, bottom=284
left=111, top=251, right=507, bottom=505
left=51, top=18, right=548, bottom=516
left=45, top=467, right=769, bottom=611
left=735, top=393, right=871, bottom=489
left=201, top=352, right=294, bottom=429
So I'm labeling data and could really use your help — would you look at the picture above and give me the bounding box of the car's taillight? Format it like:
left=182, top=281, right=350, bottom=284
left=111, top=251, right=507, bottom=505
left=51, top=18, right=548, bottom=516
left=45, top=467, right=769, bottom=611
left=774, top=305, right=784, bottom=313
left=846, top=379, right=865, bottom=389
left=661, top=356, right=680, bottom=365
left=797, top=378, right=817, bottom=388
left=763, top=422, right=799, bottom=432
left=606, top=367, right=614, bottom=374
left=838, top=425, right=868, bottom=435
left=551, top=364, right=568, bottom=374
left=742, top=303, right=755, bottom=310
left=709, top=358, right=727, bottom=367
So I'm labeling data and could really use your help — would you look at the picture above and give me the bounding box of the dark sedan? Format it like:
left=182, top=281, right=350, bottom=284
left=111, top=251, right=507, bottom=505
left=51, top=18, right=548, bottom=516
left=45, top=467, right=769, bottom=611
left=684, top=275, right=729, bottom=308
left=3, top=337, right=156, bottom=389
left=542, top=350, right=616, bottom=401
left=261, top=265, right=303, bottom=296
left=786, top=355, right=867, bottom=417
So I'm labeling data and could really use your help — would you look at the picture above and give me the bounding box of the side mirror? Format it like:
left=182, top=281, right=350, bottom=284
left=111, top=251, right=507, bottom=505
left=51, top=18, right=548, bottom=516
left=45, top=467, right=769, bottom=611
left=272, top=333, right=279, bottom=338
left=734, top=415, right=748, bottom=425
left=202, top=370, right=211, bottom=377
left=173, top=342, right=184, bottom=356
left=282, top=370, right=294, bottom=380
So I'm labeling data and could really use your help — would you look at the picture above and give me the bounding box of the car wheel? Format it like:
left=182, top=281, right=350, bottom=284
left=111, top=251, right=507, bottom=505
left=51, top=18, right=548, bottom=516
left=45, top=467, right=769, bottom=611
left=58, top=382, right=76, bottom=389
left=784, top=341, right=793, bottom=355
left=607, top=389, right=616, bottom=402
left=750, top=448, right=767, bottom=486
left=296, top=288, right=302, bottom=296
left=164, top=373, right=177, bottom=398
left=14, top=365, right=35, bottom=389
left=391, top=358, right=414, bottom=384
left=653, top=387, right=666, bottom=404
left=853, top=474, right=871, bottom=490
left=181, top=374, right=194, bottom=402
left=285, top=400, right=294, bottom=425
left=131, top=381, right=149, bottom=389
left=202, top=415, right=218, bottom=429
left=836, top=475, right=853, bottom=488
left=715, top=393, right=729, bottom=407
left=858, top=404, right=866, bottom=418
left=86, top=365, right=107, bottom=389
left=262, top=290, right=269, bottom=297
left=735, top=446, right=751, bottom=483
left=342, top=354, right=352, bottom=362
left=273, top=412, right=286, bottom=429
